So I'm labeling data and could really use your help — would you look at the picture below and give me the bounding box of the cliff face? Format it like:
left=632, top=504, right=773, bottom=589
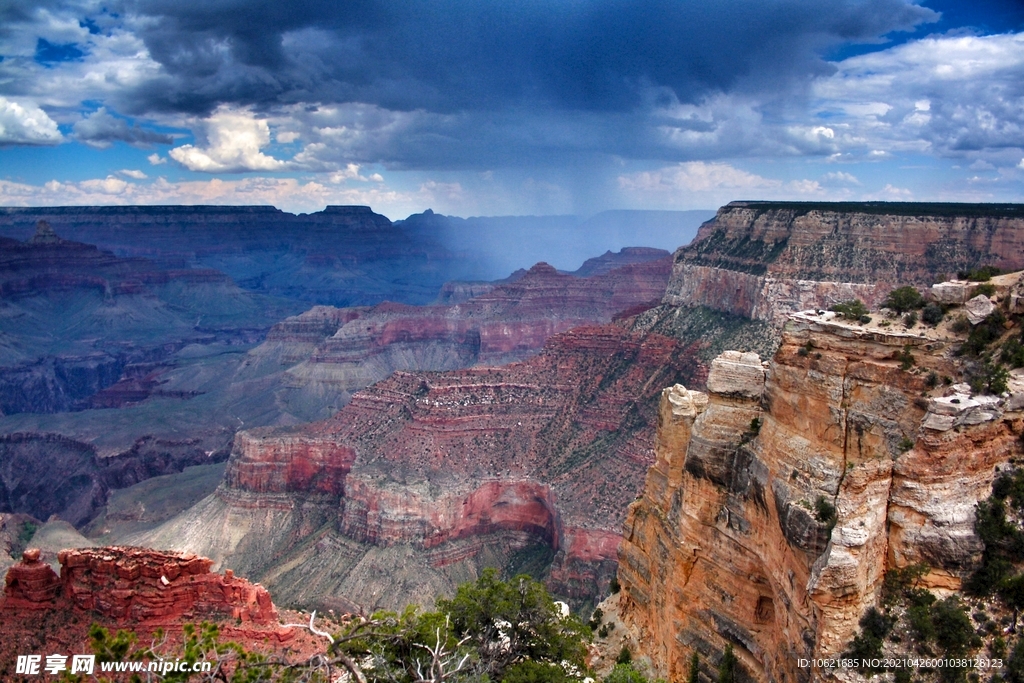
left=618, top=308, right=1024, bottom=682
left=665, top=202, right=1024, bottom=325
left=249, top=256, right=672, bottom=420
left=133, top=322, right=703, bottom=611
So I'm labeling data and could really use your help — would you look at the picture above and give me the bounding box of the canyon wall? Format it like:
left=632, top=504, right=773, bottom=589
left=665, top=202, right=1024, bottom=325
left=249, top=255, right=672, bottom=420
left=133, top=322, right=703, bottom=611
left=618, top=308, right=1024, bottom=682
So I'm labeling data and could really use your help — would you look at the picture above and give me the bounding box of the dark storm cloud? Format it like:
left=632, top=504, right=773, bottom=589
left=113, top=0, right=936, bottom=116
left=73, top=108, right=175, bottom=148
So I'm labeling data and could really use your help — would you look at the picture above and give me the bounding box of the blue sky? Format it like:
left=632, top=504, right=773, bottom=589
left=1, top=0, right=1022, bottom=219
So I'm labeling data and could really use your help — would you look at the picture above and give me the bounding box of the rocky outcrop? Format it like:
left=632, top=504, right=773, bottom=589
left=618, top=307, right=1023, bottom=682
left=133, top=322, right=703, bottom=611
left=664, top=202, right=1024, bottom=325
left=3, top=546, right=276, bottom=623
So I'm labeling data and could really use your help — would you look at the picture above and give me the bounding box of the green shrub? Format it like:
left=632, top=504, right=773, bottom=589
left=604, top=663, right=648, bottom=683
left=959, top=266, right=1002, bottom=282
left=688, top=652, right=700, bottom=683
left=617, top=646, right=632, bottom=665
left=960, top=311, right=1006, bottom=356
left=898, top=345, right=916, bottom=370
left=1003, top=338, right=1024, bottom=368
left=503, top=661, right=572, bottom=683
left=922, top=302, right=945, bottom=325
left=831, top=299, right=869, bottom=319
left=717, top=644, right=737, bottom=683
left=814, top=496, right=837, bottom=529
left=885, top=286, right=925, bottom=313
left=904, top=311, right=919, bottom=327
left=975, top=283, right=997, bottom=297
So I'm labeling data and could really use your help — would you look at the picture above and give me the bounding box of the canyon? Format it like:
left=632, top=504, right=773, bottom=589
left=4, top=201, right=1024, bottom=681
left=109, top=201, right=1024, bottom=619
left=253, top=251, right=672, bottom=420
left=132, top=322, right=703, bottom=612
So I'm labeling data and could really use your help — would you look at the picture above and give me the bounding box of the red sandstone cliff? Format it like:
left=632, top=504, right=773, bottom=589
left=617, top=293, right=1024, bottom=682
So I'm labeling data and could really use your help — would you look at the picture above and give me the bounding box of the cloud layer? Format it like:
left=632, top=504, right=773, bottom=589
left=0, top=0, right=1022, bottom=212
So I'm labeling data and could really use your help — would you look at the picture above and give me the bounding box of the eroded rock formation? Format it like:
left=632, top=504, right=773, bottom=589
left=618, top=309, right=1024, bottom=682
left=134, top=323, right=702, bottom=611
left=2, top=546, right=276, bottom=624
left=665, top=202, right=1024, bottom=325
left=248, top=255, right=672, bottom=419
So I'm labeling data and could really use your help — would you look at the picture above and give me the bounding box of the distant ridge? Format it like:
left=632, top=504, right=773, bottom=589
left=729, top=200, right=1024, bottom=217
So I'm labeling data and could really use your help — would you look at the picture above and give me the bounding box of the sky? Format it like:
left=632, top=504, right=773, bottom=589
left=1, top=0, right=1023, bottom=219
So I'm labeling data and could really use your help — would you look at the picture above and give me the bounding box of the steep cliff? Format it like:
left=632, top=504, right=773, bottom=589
left=618, top=288, right=1024, bottom=682
left=132, top=322, right=702, bottom=612
left=665, top=202, right=1024, bottom=326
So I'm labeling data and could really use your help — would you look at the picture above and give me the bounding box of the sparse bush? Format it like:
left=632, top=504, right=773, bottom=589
left=899, top=436, right=915, bottom=453
left=899, top=345, right=916, bottom=370
left=975, top=283, right=997, bottom=297
left=617, top=646, right=633, bottom=665
left=959, top=266, right=1002, bottom=282
left=970, top=362, right=1010, bottom=395
left=885, top=286, right=925, bottom=314
left=952, top=316, right=971, bottom=334
left=926, top=372, right=939, bottom=388
left=845, top=607, right=894, bottom=674
left=1003, top=338, right=1024, bottom=368
left=960, top=311, right=1005, bottom=356
left=904, top=311, right=919, bottom=327
left=814, top=496, right=837, bottom=529
left=604, top=663, right=648, bottom=683
left=923, top=302, right=945, bottom=325
left=831, top=299, right=869, bottom=320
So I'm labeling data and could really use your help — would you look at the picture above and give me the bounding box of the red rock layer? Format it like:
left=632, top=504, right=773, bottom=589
left=261, top=256, right=673, bottom=381
left=3, top=546, right=276, bottom=625
left=222, top=322, right=702, bottom=603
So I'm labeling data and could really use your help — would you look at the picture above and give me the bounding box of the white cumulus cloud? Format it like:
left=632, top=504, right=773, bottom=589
left=170, top=107, right=290, bottom=173
left=0, top=97, right=63, bottom=146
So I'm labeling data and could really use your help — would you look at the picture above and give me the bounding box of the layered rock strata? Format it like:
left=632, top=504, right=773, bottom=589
left=618, top=310, right=1024, bottom=682
left=2, top=546, right=276, bottom=624
left=665, top=201, right=1024, bottom=325
left=249, top=256, right=672, bottom=418
left=135, top=323, right=702, bottom=611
